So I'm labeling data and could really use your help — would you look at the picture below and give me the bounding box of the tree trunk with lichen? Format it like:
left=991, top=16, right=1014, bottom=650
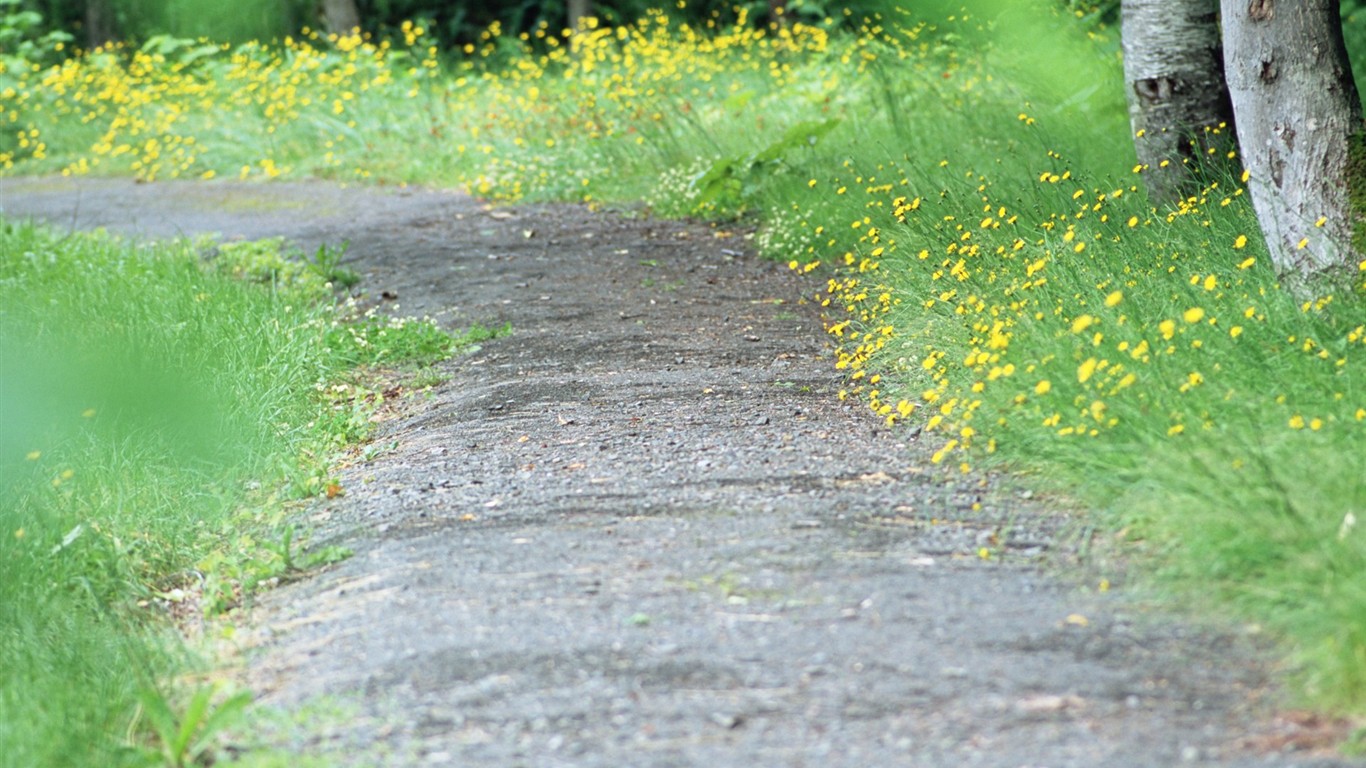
left=1221, top=0, right=1365, bottom=277
left=1121, top=0, right=1235, bottom=205
left=321, top=0, right=361, bottom=36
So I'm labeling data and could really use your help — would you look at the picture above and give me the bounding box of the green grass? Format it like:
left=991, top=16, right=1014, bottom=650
left=0, top=222, right=472, bottom=765
left=851, top=152, right=1366, bottom=709
left=2, top=0, right=1364, bottom=728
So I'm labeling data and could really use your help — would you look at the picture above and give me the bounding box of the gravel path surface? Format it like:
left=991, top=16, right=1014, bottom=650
left=3, top=177, right=1358, bottom=768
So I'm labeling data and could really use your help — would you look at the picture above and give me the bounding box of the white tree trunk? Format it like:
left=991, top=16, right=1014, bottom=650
left=321, top=0, right=361, bottom=36
left=1121, top=0, right=1234, bottom=205
left=1221, top=0, right=1365, bottom=276
left=568, top=0, right=590, bottom=33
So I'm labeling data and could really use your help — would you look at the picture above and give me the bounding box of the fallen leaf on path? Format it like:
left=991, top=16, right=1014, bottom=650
left=1063, top=613, right=1089, bottom=627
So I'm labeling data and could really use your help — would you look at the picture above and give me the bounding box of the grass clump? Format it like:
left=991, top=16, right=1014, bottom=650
left=0, top=221, right=469, bottom=765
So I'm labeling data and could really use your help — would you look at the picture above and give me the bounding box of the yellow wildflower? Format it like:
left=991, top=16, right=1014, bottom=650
left=1077, top=358, right=1097, bottom=383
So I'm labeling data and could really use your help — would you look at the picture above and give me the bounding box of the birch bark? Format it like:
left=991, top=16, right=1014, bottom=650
left=1121, top=0, right=1235, bottom=205
left=321, top=0, right=361, bottom=36
left=1221, top=0, right=1365, bottom=276
left=568, top=0, right=591, bottom=33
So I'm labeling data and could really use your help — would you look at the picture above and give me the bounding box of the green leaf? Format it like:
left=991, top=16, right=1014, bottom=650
left=690, top=156, right=744, bottom=208
left=137, top=688, right=179, bottom=762
left=188, top=691, right=252, bottom=759
left=172, top=686, right=214, bottom=760
left=722, top=89, right=756, bottom=111
left=752, top=117, right=842, bottom=164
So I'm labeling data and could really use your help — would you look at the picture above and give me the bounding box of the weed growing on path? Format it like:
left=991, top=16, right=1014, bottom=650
left=138, top=683, right=252, bottom=768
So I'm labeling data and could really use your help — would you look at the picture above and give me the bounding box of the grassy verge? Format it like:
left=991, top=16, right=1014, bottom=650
left=2, top=0, right=1363, bottom=723
left=0, top=222, right=478, bottom=765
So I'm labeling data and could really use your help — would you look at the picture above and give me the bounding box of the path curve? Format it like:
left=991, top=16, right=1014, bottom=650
left=2, top=177, right=1355, bottom=768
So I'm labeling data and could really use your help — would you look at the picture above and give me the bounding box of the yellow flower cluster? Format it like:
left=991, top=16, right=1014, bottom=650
left=440, top=8, right=834, bottom=201
left=815, top=141, right=1366, bottom=472
left=2, top=24, right=436, bottom=179
left=2, top=8, right=840, bottom=199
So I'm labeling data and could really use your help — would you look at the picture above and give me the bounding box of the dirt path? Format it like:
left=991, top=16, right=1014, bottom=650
left=3, top=177, right=1356, bottom=767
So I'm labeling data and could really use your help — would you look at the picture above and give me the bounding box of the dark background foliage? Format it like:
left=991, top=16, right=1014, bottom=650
left=4, top=1, right=1365, bottom=91
left=6, top=0, right=863, bottom=49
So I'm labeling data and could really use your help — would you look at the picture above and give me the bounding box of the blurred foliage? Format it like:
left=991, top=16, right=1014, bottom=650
left=116, top=0, right=310, bottom=45
left=4, top=0, right=957, bottom=49
left=6, top=0, right=1364, bottom=104
left=368, top=0, right=885, bottom=44
left=1344, top=0, right=1366, bottom=89
left=3, top=0, right=752, bottom=46
left=1063, top=0, right=1117, bottom=28
left=0, top=0, right=71, bottom=64
left=9, top=0, right=312, bottom=47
